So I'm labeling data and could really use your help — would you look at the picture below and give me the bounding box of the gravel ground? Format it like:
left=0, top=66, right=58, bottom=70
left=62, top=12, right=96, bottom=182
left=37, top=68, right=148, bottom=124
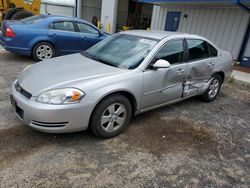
left=0, top=48, right=250, bottom=188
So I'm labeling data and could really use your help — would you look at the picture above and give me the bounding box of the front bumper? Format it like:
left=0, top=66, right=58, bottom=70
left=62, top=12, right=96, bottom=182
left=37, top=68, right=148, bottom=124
left=10, top=83, right=93, bottom=133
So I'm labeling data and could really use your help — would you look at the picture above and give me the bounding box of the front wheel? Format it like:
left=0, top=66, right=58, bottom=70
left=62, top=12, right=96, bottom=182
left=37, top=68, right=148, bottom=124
left=32, top=42, right=56, bottom=61
left=90, top=94, right=132, bottom=138
left=201, top=75, right=222, bottom=102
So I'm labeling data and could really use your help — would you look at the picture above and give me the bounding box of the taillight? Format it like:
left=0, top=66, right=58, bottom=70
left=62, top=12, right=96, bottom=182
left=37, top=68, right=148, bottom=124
left=6, top=27, right=16, bottom=37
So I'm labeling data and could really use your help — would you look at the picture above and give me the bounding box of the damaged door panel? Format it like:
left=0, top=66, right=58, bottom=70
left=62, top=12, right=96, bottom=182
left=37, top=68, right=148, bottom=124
left=142, top=39, right=187, bottom=108
left=184, top=39, right=216, bottom=97
left=143, top=63, right=188, bottom=108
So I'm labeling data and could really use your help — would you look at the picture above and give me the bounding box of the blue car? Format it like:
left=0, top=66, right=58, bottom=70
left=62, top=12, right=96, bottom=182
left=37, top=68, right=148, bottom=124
left=0, top=15, right=108, bottom=61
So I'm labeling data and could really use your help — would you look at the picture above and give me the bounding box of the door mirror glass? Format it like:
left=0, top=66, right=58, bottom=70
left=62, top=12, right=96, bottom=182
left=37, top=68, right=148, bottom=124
left=153, top=59, right=171, bottom=69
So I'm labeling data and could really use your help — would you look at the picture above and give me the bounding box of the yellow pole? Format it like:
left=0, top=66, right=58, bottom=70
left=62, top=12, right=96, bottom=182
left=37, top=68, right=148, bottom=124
left=107, top=22, right=111, bottom=33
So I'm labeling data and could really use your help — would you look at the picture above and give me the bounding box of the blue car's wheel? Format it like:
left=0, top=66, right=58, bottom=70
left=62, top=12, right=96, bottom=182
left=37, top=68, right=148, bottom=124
left=33, top=42, right=55, bottom=61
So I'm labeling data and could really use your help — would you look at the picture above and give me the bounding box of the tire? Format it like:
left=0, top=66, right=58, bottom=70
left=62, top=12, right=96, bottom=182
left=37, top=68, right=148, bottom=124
left=90, top=94, right=132, bottom=139
left=11, top=10, right=34, bottom=20
left=200, top=74, right=222, bottom=102
left=32, top=42, right=56, bottom=61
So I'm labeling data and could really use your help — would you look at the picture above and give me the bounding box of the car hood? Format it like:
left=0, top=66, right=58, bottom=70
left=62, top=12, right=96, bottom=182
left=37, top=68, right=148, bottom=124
left=17, top=53, right=127, bottom=96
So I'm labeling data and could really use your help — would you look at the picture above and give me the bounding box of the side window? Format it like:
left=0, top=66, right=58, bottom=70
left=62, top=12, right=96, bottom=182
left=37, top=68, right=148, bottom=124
left=47, top=23, right=54, bottom=30
left=187, top=39, right=209, bottom=61
left=207, top=43, right=218, bottom=57
left=77, top=23, right=99, bottom=35
left=54, top=21, right=75, bottom=32
left=155, top=40, right=184, bottom=64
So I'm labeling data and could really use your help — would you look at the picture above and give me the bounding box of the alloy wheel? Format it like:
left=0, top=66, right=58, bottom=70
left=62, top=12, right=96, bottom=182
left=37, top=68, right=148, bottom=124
left=208, top=78, right=220, bottom=98
left=36, top=45, right=53, bottom=60
left=101, top=103, right=127, bottom=133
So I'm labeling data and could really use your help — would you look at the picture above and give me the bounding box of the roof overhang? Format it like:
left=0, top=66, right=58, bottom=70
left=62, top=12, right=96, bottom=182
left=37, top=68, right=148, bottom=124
left=137, top=0, right=250, bottom=7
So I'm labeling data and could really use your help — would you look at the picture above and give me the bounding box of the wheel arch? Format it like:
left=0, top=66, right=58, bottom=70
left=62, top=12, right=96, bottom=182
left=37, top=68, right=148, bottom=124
left=89, top=90, right=138, bottom=125
left=212, top=71, right=225, bottom=83
left=31, top=40, right=56, bottom=55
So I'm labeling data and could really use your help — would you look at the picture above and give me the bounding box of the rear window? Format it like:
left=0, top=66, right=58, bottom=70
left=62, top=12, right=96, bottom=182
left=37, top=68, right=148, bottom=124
left=20, top=15, right=46, bottom=24
left=187, top=39, right=210, bottom=61
left=207, top=43, right=218, bottom=57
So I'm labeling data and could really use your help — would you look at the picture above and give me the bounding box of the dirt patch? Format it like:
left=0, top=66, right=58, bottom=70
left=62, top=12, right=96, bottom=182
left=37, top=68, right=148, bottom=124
left=0, top=126, right=52, bottom=170
left=122, top=113, right=220, bottom=156
left=224, top=83, right=250, bottom=101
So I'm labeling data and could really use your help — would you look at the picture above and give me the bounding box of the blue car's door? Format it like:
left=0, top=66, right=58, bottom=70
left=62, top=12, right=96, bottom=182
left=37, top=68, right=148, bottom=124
left=76, top=22, right=104, bottom=50
left=47, top=20, right=80, bottom=55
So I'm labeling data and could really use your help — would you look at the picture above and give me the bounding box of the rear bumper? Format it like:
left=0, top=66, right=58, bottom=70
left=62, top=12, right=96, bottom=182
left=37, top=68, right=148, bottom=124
left=0, top=32, right=31, bottom=56
left=10, top=82, right=93, bottom=133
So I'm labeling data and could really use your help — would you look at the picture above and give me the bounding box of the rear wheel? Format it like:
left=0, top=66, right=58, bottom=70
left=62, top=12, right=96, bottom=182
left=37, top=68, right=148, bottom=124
left=200, top=74, right=222, bottom=102
left=11, top=10, right=34, bottom=20
left=90, top=94, right=132, bottom=138
left=32, top=42, right=56, bottom=61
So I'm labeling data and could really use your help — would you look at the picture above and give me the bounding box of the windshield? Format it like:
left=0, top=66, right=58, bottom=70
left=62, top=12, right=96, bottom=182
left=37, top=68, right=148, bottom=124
left=20, top=15, right=46, bottom=24
left=82, top=34, right=159, bottom=69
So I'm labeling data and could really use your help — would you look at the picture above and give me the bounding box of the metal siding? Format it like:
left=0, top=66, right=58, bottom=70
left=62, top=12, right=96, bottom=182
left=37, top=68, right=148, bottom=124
left=151, top=5, right=250, bottom=59
left=195, top=9, right=204, bottom=34
left=81, top=0, right=102, bottom=22
left=190, top=8, right=199, bottom=34
left=43, top=4, right=74, bottom=16
left=244, top=37, right=250, bottom=57
left=227, top=10, right=243, bottom=51
left=212, top=9, right=223, bottom=43
left=232, top=15, right=250, bottom=57
left=40, top=3, right=74, bottom=16
left=200, top=8, right=210, bottom=36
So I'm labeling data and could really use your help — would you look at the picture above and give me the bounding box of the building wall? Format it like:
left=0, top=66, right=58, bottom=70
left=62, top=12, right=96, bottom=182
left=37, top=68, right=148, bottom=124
left=78, top=0, right=129, bottom=32
left=151, top=5, right=250, bottom=59
left=81, top=0, right=102, bottom=23
left=117, top=0, right=129, bottom=30
left=40, top=3, right=74, bottom=16
left=244, top=36, right=250, bottom=57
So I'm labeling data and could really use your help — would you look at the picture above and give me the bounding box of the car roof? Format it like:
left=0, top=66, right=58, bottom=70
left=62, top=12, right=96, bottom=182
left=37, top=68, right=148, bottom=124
left=42, top=14, right=89, bottom=23
left=121, top=30, right=204, bottom=40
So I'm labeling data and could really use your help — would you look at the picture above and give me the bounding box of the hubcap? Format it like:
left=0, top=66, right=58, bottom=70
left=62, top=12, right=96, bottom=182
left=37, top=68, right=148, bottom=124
left=208, top=78, right=220, bottom=98
left=36, top=45, right=53, bottom=60
left=101, top=103, right=127, bottom=133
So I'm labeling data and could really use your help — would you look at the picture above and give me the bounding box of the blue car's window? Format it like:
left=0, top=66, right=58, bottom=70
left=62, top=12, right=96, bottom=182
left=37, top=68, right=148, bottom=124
left=77, top=23, right=99, bottom=35
left=82, top=34, right=159, bottom=70
left=48, top=23, right=54, bottom=30
left=54, top=21, right=75, bottom=32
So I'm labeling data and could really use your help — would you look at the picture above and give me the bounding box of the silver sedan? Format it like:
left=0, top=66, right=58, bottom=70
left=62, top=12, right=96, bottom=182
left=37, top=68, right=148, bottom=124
left=10, top=30, right=233, bottom=138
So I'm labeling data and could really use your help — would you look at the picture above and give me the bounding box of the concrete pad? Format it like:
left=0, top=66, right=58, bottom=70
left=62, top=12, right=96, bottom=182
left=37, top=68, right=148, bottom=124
left=232, top=70, right=250, bottom=85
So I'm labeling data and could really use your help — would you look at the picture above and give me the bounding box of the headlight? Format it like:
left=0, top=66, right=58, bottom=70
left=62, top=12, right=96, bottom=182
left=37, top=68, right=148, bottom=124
left=36, top=88, right=85, bottom=105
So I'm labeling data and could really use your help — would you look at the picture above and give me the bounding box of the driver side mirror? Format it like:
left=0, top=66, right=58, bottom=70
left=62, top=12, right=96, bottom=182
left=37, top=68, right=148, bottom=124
left=152, top=59, right=171, bottom=69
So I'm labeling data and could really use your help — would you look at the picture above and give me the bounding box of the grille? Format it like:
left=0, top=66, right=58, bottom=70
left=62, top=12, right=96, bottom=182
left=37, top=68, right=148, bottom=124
left=15, top=82, right=32, bottom=99
left=31, top=121, right=68, bottom=128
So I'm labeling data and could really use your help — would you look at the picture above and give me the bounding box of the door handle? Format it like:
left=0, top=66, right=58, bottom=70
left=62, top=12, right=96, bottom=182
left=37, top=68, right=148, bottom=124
left=208, top=62, right=215, bottom=67
left=176, top=69, right=184, bottom=74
